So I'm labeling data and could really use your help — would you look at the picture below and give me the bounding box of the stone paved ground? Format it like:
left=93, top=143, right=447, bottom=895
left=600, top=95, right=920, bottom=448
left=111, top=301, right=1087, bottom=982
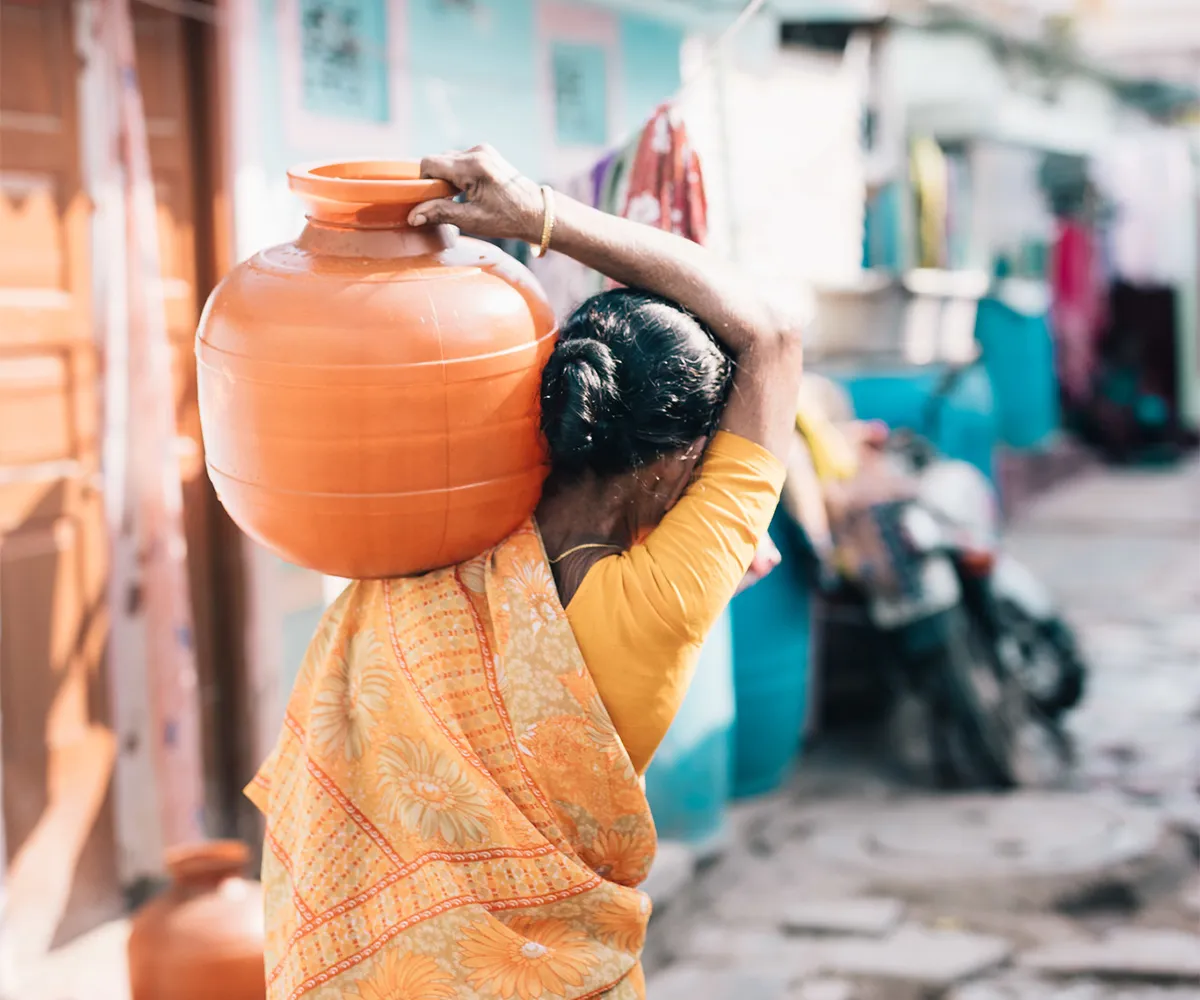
left=645, top=457, right=1200, bottom=1000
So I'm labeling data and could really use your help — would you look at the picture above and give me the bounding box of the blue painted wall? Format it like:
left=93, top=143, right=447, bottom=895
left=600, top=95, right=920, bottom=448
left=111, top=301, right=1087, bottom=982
left=618, top=13, right=683, bottom=133
left=406, top=0, right=545, bottom=171
left=242, top=0, right=686, bottom=694
left=251, top=0, right=684, bottom=205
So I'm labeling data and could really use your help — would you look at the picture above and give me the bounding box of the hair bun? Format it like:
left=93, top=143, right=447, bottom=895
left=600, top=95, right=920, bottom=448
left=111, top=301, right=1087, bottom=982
left=554, top=337, right=614, bottom=372
left=540, top=336, right=620, bottom=467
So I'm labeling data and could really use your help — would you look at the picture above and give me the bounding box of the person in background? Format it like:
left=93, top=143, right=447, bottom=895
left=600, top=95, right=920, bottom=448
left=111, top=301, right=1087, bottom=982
left=247, top=145, right=805, bottom=1000
left=785, top=374, right=913, bottom=596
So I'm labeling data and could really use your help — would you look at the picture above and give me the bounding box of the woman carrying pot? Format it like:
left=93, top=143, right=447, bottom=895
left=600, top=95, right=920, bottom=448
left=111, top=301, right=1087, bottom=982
left=247, top=145, right=804, bottom=999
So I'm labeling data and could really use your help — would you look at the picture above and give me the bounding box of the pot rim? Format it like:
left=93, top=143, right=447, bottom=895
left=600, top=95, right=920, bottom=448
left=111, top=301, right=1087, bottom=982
left=288, top=160, right=454, bottom=208
left=164, top=840, right=250, bottom=884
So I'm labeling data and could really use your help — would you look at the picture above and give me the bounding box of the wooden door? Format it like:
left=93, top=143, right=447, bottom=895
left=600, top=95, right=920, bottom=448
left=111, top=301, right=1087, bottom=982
left=0, top=0, right=235, bottom=954
left=0, top=0, right=121, bottom=952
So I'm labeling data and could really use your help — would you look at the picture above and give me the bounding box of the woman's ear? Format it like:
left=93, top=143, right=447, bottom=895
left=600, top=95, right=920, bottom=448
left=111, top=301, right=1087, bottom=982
left=660, top=439, right=707, bottom=509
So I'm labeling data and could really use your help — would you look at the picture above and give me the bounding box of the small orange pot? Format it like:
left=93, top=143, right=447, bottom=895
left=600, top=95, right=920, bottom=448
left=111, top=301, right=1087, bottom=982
left=196, top=160, right=557, bottom=578
left=128, top=841, right=265, bottom=1000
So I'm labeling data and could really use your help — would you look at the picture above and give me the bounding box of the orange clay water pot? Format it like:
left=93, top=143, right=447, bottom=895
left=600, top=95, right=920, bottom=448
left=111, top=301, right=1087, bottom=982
left=196, top=160, right=556, bottom=578
left=128, top=841, right=265, bottom=1000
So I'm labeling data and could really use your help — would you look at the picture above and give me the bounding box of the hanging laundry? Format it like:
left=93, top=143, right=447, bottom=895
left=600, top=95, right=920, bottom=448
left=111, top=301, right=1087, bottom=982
left=911, top=137, right=948, bottom=270
left=597, top=103, right=708, bottom=295
left=530, top=102, right=710, bottom=320
left=621, top=102, right=708, bottom=244
left=1051, top=219, right=1106, bottom=407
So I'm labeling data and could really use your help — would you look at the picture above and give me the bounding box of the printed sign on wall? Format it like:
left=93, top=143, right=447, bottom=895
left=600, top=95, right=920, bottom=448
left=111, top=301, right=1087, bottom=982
left=551, top=40, right=608, bottom=147
left=300, top=0, right=390, bottom=122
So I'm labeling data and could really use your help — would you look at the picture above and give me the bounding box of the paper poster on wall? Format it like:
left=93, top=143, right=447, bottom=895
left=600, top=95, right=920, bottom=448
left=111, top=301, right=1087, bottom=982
left=300, top=0, right=390, bottom=123
left=551, top=41, right=608, bottom=147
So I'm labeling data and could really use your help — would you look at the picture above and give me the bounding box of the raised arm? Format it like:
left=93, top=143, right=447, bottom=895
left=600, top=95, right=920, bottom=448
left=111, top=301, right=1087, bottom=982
left=410, top=146, right=805, bottom=461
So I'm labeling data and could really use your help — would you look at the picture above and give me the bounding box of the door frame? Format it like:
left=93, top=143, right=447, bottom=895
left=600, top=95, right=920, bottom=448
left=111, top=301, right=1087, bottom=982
left=181, top=0, right=256, bottom=852
left=76, top=0, right=248, bottom=887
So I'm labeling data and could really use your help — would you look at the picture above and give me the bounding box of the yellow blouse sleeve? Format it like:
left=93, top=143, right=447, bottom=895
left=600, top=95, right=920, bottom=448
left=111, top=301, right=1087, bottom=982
left=564, top=431, right=786, bottom=774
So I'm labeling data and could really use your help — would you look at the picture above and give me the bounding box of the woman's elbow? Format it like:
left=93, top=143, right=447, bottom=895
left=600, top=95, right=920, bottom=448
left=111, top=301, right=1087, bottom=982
left=762, top=289, right=811, bottom=359
left=747, top=310, right=804, bottom=367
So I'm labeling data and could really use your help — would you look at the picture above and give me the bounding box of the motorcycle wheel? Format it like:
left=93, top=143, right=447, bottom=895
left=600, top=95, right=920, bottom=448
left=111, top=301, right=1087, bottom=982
left=928, top=607, right=1039, bottom=791
left=997, top=600, right=1087, bottom=720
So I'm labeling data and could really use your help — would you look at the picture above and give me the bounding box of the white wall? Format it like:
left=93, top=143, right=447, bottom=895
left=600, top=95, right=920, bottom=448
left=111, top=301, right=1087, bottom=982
left=681, top=11, right=867, bottom=297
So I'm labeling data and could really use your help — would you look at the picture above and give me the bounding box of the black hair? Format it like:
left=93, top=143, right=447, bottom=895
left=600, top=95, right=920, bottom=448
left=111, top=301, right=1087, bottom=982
left=539, top=288, right=734, bottom=478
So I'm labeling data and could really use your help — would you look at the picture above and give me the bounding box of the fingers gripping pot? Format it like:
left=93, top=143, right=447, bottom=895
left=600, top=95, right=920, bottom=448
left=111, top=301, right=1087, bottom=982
left=196, top=161, right=557, bottom=578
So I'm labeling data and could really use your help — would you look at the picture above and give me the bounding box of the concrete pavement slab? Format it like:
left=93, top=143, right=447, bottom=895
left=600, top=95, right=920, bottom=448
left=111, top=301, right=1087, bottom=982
left=1019, top=929, right=1200, bottom=983
left=811, top=925, right=1013, bottom=989
left=781, top=898, right=906, bottom=938
left=646, top=964, right=794, bottom=1000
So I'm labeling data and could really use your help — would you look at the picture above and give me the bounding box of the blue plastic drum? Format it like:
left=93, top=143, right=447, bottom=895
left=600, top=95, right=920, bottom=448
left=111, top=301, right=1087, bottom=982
left=729, top=516, right=813, bottom=798
left=835, top=363, right=999, bottom=480
left=644, top=610, right=735, bottom=854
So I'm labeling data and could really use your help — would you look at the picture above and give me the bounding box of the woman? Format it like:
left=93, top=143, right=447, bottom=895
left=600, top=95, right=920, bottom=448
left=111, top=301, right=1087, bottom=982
left=247, top=146, right=804, bottom=999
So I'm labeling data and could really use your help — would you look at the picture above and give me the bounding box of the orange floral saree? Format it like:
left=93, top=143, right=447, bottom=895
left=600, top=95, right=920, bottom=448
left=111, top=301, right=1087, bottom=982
left=246, top=522, right=656, bottom=1000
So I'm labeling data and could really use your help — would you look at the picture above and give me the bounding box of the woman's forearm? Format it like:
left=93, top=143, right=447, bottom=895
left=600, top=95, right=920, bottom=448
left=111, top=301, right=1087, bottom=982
left=550, top=194, right=805, bottom=460
left=551, top=195, right=782, bottom=360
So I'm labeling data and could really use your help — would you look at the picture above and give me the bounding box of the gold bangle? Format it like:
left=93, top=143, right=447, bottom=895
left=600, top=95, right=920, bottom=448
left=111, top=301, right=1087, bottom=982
left=532, top=184, right=555, bottom=258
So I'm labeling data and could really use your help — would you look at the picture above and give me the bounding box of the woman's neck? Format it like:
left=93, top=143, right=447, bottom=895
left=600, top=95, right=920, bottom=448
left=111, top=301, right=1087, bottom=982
left=535, top=476, right=633, bottom=559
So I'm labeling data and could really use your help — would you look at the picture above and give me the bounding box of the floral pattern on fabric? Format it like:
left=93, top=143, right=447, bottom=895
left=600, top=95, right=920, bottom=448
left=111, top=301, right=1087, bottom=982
left=593, top=895, right=649, bottom=955
left=376, top=736, right=492, bottom=846
left=349, top=952, right=455, bottom=1000
left=309, top=629, right=391, bottom=760
left=247, top=522, right=654, bottom=1000
left=582, top=829, right=656, bottom=888
left=528, top=102, right=708, bottom=323
left=459, top=916, right=598, bottom=999
left=592, top=103, right=708, bottom=306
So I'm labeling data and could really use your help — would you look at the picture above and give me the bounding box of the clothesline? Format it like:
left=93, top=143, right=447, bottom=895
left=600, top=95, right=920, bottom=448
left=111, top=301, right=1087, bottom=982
left=678, top=0, right=769, bottom=100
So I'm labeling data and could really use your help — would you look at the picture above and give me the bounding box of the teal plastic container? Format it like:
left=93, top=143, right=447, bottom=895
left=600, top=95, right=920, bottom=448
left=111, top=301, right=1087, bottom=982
left=834, top=363, right=999, bottom=480
left=730, top=516, right=812, bottom=798
left=644, top=611, right=735, bottom=854
left=935, top=363, right=999, bottom=480
left=974, top=297, right=1060, bottom=451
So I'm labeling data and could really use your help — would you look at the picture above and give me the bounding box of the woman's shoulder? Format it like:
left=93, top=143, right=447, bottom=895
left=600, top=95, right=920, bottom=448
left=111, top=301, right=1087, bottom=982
left=706, top=429, right=788, bottom=480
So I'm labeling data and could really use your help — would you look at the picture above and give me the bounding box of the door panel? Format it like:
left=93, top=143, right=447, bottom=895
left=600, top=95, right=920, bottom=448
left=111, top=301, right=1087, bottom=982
left=131, top=2, right=225, bottom=819
left=2, top=0, right=230, bottom=952
left=0, top=0, right=121, bottom=954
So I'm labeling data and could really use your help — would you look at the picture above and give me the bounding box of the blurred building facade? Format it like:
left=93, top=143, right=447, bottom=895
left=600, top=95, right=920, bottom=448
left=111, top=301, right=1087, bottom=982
left=699, top=1, right=1200, bottom=434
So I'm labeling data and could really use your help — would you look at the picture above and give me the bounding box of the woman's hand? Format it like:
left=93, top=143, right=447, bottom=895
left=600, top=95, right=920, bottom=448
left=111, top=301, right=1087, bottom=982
left=409, top=145, right=544, bottom=243
left=734, top=535, right=782, bottom=595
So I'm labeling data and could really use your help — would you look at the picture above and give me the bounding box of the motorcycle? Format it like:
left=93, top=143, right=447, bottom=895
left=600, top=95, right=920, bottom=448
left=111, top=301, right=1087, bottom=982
left=787, top=373, right=1086, bottom=790
left=889, top=427, right=1087, bottom=723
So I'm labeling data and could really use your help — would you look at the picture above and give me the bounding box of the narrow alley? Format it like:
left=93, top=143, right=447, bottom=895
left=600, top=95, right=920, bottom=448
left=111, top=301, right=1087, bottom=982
left=644, top=458, right=1200, bottom=1000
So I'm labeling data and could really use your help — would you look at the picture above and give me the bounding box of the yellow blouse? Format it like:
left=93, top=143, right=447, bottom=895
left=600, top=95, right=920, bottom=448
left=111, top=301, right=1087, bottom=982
left=565, top=431, right=786, bottom=774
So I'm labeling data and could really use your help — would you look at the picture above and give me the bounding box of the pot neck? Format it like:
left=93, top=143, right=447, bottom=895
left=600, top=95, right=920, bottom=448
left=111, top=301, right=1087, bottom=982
left=297, top=218, right=457, bottom=259
left=287, top=161, right=457, bottom=256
